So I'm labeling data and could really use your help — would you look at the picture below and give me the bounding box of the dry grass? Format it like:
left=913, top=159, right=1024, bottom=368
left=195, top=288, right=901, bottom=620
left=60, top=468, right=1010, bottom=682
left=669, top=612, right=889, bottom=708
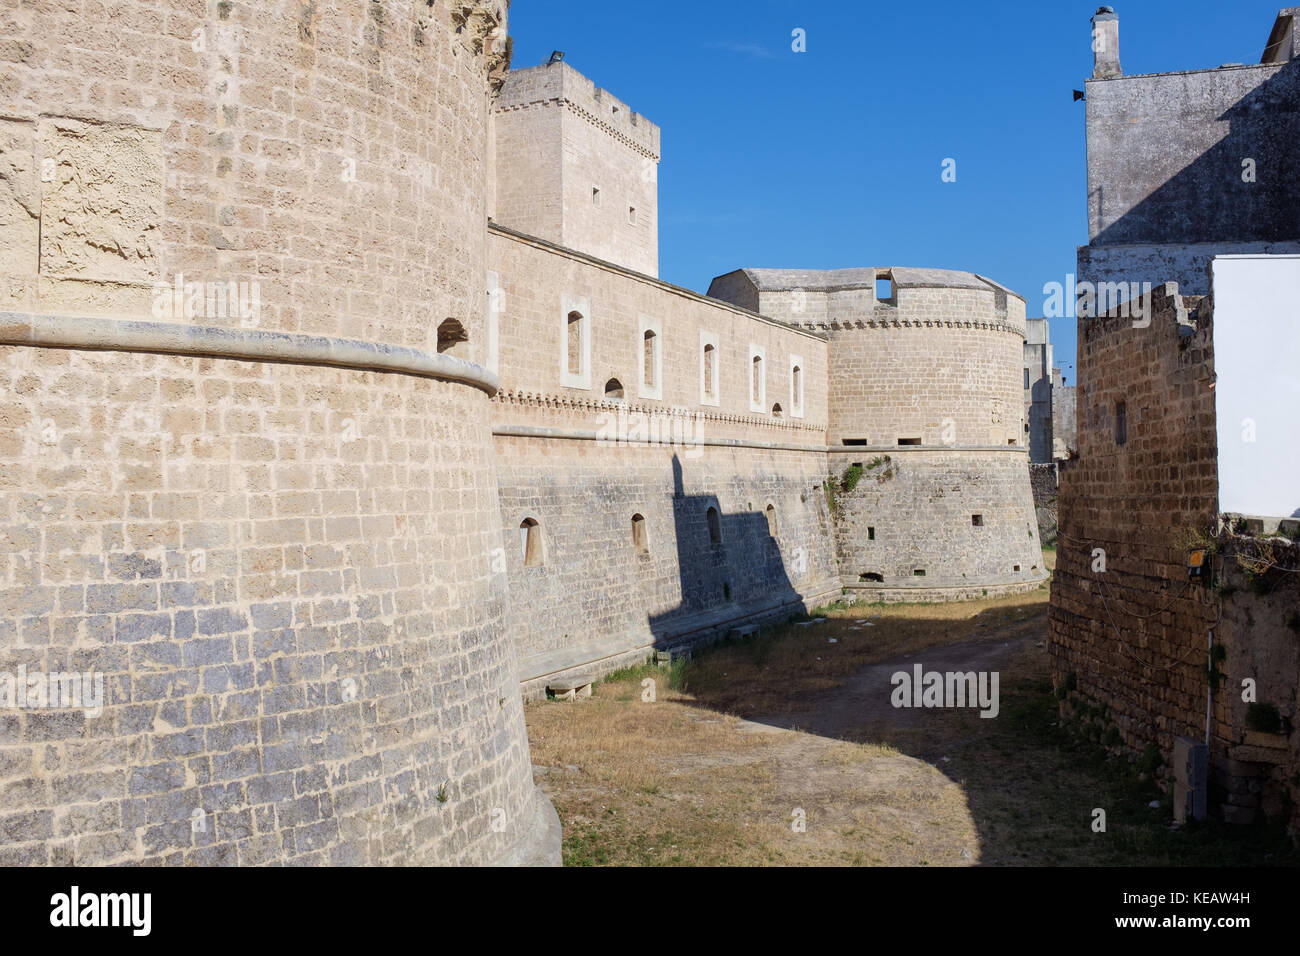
left=526, top=554, right=1297, bottom=867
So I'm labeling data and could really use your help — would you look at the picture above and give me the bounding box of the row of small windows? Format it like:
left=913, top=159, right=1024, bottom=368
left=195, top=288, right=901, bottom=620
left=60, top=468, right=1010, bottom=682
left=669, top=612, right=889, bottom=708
left=591, top=186, right=636, bottom=225
left=517, top=503, right=782, bottom=566
left=563, top=308, right=804, bottom=417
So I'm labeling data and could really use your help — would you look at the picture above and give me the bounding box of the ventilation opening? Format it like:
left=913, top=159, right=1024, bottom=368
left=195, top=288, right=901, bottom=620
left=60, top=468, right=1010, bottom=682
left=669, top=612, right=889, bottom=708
left=843, top=438, right=868, bottom=446
left=771, top=403, right=783, bottom=418
left=519, top=518, right=543, bottom=567
left=436, top=318, right=470, bottom=359
left=859, top=572, right=884, bottom=583
left=898, top=438, right=921, bottom=446
left=971, top=514, right=983, bottom=527
left=1008, top=438, right=1017, bottom=445
left=1013, top=564, right=1021, bottom=572
left=765, top=504, right=777, bottom=537
left=867, top=527, right=875, bottom=540
left=604, top=378, right=624, bottom=399
left=706, top=506, right=721, bottom=545
left=631, top=513, right=648, bottom=554
left=566, top=311, right=583, bottom=376
left=913, top=569, right=926, bottom=577
left=1115, top=399, right=1127, bottom=445
left=851, top=461, right=863, bottom=468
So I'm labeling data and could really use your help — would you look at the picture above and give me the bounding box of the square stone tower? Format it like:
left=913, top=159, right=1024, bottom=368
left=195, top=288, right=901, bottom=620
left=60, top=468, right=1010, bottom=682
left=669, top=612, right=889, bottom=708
left=491, top=59, right=660, bottom=276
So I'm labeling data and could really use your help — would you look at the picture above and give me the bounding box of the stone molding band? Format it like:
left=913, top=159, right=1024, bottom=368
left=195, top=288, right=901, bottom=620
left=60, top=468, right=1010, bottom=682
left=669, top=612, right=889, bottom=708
left=0, top=312, right=500, bottom=396
left=494, top=423, right=1032, bottom=455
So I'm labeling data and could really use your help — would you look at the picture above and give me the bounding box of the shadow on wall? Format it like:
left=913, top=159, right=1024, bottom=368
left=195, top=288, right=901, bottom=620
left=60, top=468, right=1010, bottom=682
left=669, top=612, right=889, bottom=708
left=1091, top=58, right=1300, bottom=247
left=645, top=455, right=809, bottom=648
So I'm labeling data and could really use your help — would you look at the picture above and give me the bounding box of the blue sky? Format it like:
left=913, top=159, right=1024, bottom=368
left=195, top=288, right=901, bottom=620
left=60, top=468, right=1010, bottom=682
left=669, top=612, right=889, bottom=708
left=506, top=1, right=1287, bottom=380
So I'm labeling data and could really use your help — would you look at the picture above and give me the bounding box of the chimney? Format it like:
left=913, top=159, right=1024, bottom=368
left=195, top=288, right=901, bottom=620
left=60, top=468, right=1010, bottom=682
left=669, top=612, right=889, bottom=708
left=1091, top=6, right=1121, bottom=79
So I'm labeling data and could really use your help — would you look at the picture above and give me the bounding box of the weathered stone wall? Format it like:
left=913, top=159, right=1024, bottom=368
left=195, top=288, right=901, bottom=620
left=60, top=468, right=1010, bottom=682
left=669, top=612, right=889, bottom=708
left=707, top=266, right=1045, bottom=598
left=497, top=437, right=841, bottom=693
left=489, top=227, right=826, bottom=423
left=1080, top=45, right=1300, bottom=294
left=493, top=62, right=660, bottom=276
left=487, top=227, right=838, bottom=691
left=830, top=449, right=1046, bottom=597
left=0, top=0, right=558, bottom=865
left=1049, top=287, right=1219, bottom=762
left=1048, top=283, right=1299, bottom=830
left=1028, top=462, right=1058, bottom=545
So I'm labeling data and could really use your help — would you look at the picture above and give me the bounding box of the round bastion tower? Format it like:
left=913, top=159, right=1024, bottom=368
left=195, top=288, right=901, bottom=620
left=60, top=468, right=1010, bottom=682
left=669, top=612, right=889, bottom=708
left=0, top=1, right=558, bottom=864
left=709, top=267, right=1048, bottom=600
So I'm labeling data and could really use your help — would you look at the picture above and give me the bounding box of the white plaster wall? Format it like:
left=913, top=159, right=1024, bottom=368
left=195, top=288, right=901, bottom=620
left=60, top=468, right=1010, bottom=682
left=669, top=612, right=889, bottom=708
left=1212, top=255, right=1300, bottom=519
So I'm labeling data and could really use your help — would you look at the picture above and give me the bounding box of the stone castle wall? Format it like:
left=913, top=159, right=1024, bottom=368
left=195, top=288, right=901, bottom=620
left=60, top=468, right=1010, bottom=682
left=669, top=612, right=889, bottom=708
left=0, top=0, right=558, bottom=865
left=1048, top=284, right=1299, bottom=829
left=487, top=227, right=838, bottom=692
left=707, top=268, right=1046, bottom=600
left=829, top=448, right=1046, bottom=597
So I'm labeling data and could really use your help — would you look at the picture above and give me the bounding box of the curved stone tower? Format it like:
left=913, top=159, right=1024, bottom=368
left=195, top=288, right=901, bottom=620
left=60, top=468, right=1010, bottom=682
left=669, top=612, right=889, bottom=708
left=0, top=1, right=557, bottom=864
left=709, top=267, right=1048, bottom=600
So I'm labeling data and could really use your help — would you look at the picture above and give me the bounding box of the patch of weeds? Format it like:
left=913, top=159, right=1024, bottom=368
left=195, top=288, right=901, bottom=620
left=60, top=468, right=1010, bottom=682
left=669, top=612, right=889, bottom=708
left=841, top=463, right=864, bottom=494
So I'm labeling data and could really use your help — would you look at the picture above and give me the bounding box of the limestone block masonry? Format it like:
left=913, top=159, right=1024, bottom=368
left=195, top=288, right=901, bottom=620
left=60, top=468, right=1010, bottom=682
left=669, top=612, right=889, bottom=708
left=0, top=1, right=559, bottom=865
left=709, top=268, right=1048, bottom=601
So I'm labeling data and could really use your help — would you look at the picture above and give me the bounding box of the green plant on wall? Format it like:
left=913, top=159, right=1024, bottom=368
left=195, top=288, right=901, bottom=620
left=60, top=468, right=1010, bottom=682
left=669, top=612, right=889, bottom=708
left=841, top=463, right=863, bottom=494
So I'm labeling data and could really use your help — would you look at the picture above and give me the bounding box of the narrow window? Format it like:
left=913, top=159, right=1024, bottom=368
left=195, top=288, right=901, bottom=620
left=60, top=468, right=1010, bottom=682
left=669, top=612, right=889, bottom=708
left=971, top=514, right=984, bottom=527
left=567, top=311, right=583, bottom=376
left=631, top=513, right=648, bottom=554
left=875, top=272, right=894, bottom=302
left=765, top=504, right=777, bottom=537
left=592, top=186, right=600, bottom=206
left=792, top=364, right=803, bottom=415
left=628, top=206, right=636, bottom=224
left=843, top=438, right=868, bottom=446
left=643, top=329, right=657, bottom=389
left=867, top=526, right=875, bottom=540
left=1024, top=368, right=1031, bottom=389
left=604, top=378, right=624, bottom=399
left=772, top=403, right=783, bottom=418
left=706, top=506, right=721, bottom=545
left=752, top=355, right=763, bottom=404
left=519, top=518, right=543, bottom=567
left=703, top=343, right=715, bottom=397
left=1115, top=399, right=1127, bottom=445
left=898, top=437, right=921, bottom=446
left=913, top=569, right=926, bottom=577
left=436, top=318, right=469, bottom=359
